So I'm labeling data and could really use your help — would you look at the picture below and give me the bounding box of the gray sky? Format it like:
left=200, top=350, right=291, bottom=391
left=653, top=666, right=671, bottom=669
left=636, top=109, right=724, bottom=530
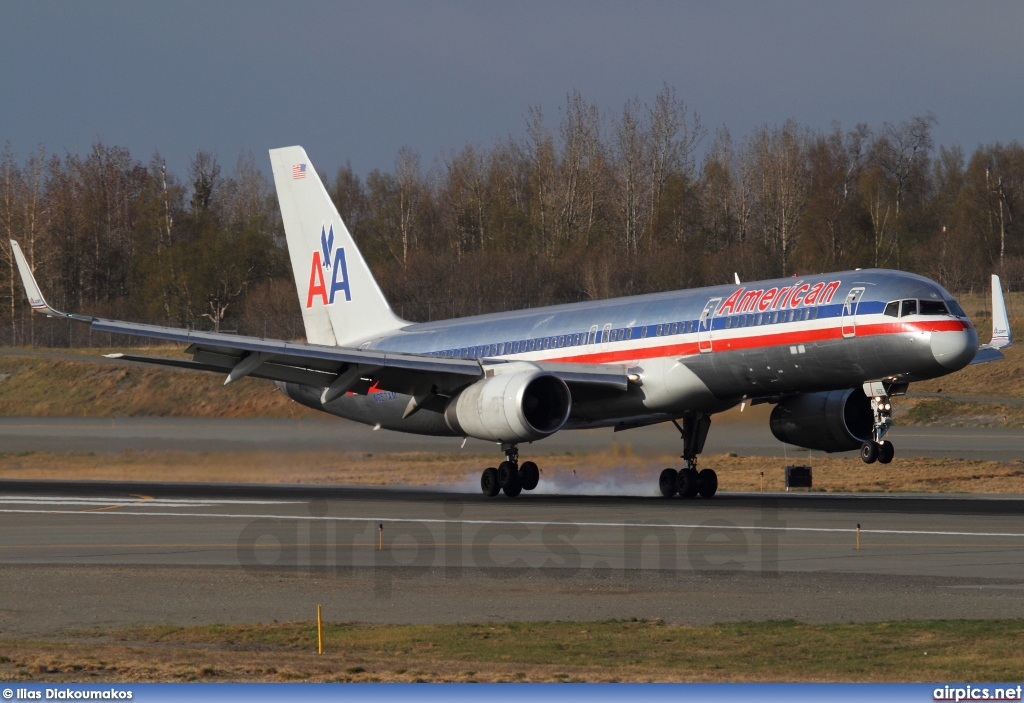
left=2, top=1, right=1022, bottom=180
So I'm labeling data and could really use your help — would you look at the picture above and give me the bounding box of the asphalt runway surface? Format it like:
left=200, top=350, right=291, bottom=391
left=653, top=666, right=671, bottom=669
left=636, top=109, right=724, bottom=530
left=2, top=480, right=1023, bottom=637
left=1, top=415, right=1024, bottom=460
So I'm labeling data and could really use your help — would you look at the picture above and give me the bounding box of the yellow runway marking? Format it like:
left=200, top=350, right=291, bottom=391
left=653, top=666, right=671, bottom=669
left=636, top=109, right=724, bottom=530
left=78, top=494, right=153, bottom=513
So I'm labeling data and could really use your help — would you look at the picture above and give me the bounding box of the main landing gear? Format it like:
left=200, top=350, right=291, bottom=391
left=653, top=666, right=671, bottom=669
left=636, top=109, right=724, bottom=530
left=860, top=382, right=900, bottom=465
left=659, top=415, right=718, bottom=499
left=480, top=444, right=541, bottom=498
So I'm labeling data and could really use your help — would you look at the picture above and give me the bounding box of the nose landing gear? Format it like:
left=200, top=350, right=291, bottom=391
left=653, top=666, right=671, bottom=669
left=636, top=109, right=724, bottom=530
left=860, top=381, right=902, bottom=464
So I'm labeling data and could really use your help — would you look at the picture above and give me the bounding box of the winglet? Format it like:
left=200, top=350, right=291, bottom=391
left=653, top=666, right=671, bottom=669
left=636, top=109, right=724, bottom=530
left=990, top=274, right=1011, bottom=349
left=10, top=240, right=91, bottom=321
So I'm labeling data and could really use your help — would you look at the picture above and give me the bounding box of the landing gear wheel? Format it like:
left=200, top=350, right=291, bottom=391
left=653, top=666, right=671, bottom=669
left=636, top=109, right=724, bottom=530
left=698, top=468, right=718, bottom=498
left=878, top=440, right=894, bottom=464
left=677, top=468, right=700, bottom=498
left=860, top=441, right=879, bottom=464
left=481, top=467, right=500, bottom=497
left=502, top=481, right=522, bottom=497
left=497, top=461, right=519, bottom=489
left=520, top=461, right=540, bottom=491
left=659, top=468, right=679, bottom=498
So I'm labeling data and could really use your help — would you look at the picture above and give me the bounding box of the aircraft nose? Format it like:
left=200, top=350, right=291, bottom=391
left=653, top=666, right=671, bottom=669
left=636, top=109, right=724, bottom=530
left=931, top=328, right=979, bottom=370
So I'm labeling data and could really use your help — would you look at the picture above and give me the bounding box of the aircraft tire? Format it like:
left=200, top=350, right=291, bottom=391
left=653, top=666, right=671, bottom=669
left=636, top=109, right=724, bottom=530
left=698, top=468, right=718, bottom=498
left=481, top=467, right=501, bottom=497
left=659, top=468, right=678, bottom=497
left=878, top=440, right=894, bottom=464
left=502, top=480, right=522, bottom=497
left=520, top=461, right=540, bottom=491
left=860, top=442, right=879, bottom=464
left=497, top=461, right=519, bottom=489
left=677, top=468, right=700, bottom=498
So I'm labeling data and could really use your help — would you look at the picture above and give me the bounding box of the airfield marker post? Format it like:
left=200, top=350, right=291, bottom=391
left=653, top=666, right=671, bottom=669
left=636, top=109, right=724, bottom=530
left=760, top=471, right=764, bottom=492
left=379, top=523, right=383, bottom=551
left=317, top=604, right=323, bottom=654
left=856, top=524, right=861, bottom=550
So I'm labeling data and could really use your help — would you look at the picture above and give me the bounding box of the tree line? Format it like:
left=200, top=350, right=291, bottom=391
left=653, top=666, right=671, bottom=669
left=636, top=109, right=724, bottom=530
left=2, top=84, right=1022, bottom=346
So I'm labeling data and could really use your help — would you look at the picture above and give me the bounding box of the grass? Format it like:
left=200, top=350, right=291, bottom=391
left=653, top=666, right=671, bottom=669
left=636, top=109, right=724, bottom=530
left=1, top=448, right=1023, bottom=494
left=898, top=397, right=1024, bottom=428
left=3, top=619, right=1023, bottom=682
left=0, top=348, right=318, bottom=418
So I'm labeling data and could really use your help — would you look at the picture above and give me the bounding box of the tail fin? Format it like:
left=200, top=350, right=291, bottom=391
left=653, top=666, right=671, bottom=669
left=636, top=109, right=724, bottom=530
left=269, top=146, right=406, bottom=346
left=990, top=274, right=1012, bottom=349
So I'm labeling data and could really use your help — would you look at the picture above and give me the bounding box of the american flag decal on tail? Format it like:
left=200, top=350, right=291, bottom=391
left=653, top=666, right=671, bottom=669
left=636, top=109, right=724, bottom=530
left=292, top=164, right=307, bottom=179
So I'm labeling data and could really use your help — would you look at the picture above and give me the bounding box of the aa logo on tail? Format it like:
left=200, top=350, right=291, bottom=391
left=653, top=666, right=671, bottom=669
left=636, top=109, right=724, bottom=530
left=306, top=224, right=350, bottom=308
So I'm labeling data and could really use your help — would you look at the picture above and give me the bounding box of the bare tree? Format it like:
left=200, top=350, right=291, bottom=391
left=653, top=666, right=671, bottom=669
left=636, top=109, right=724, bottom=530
left=394, top=146, right=421, bottom=265
left=613, top=97, right=650, bottom=255
left=647, top=83, right=704, bottom=227
left=872, top=114, right=935, bottom=267
left=750, top=120, right=809, bottom=276
left=558, top=91, right=602, bottom=246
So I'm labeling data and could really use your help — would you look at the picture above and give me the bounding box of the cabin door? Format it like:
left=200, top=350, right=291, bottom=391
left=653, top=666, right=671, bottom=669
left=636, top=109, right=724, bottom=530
left=698, top=298, right=720, bottom=353
left=841, top=288, right=864, bottom=338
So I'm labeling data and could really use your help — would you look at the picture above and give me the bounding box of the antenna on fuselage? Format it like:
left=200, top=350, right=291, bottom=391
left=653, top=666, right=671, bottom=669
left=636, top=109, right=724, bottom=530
left=734, top=272, right=741, bottom=285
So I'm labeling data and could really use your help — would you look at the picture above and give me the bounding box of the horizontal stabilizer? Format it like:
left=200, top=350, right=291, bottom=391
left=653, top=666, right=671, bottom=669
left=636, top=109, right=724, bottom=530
left=970, top=347, right=1005, bottom=365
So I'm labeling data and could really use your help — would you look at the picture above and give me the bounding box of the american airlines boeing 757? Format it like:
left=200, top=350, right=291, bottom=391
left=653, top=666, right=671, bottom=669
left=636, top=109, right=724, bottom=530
left=10, top=146, right=1013, bottom=499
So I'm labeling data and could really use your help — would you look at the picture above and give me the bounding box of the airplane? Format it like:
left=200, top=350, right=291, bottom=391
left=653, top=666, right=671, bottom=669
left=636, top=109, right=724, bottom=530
left=10, top=146, right=1013, bottom=499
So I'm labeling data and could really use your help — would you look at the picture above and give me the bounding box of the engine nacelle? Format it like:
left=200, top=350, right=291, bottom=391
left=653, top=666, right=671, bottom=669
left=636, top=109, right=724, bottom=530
left=445, top=371, right=571, bottom=443
left=769, top=389, right=873, bottom=453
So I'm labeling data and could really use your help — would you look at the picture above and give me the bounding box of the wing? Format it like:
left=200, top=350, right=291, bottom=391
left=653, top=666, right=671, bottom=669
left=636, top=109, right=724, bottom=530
left=970, top=274, right=1013, bottom=365
left=10, top=240, right=629, bottom=403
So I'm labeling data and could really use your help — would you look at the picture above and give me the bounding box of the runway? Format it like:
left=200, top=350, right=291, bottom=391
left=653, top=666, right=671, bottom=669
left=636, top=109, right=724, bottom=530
left=2, top=480, right=1023, bottom=637
left=1, top=415, right=1024, bottom=459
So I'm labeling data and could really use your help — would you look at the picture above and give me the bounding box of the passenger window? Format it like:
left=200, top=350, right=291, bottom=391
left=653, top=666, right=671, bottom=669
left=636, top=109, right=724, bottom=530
left=900, top=299, right=917, bottom=317
left=641, top=326, right=648, bottom=338
left=884, top=301, right=899, bottom=317
left=919, top=300, right=948, bottom=316
left=809, top=308, right=817, bottom=320
left=625, top=328, right=632, bottom=340
left=670, top=323, right=678, bottom=335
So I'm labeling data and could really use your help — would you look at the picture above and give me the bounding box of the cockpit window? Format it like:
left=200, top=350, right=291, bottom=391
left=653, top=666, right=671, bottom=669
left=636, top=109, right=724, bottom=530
left=900, top=299, right=918, bottom=317
left=946, top=299, right=966, bottom=317
left=884, top=301, right=899, bottom=318
left=919, top=300, right=948, bottom=316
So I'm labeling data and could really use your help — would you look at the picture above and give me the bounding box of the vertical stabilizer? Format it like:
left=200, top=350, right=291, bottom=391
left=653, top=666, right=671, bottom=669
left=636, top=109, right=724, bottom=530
left=991, top=274, right=1012, bottom=349
left=269, top=146, right=406, bottom=346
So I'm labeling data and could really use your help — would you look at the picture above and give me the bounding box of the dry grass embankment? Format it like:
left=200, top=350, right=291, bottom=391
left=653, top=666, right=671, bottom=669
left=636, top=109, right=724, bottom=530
left=2, top=447, right=1023, bottom=494
left=0, top=349, right=317, bottom=418
left=2, top=619, right=1023, bottom=682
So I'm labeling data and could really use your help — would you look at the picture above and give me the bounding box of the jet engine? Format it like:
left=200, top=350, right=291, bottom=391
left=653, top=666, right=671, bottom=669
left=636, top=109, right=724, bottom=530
left=445, top=371, right=571, bottom=443
left=769, top=388, right=872, bottom=453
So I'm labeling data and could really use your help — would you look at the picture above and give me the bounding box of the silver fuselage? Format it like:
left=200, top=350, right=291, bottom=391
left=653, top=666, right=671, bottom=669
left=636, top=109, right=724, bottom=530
left=282, top=268, right=978, bottom=438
